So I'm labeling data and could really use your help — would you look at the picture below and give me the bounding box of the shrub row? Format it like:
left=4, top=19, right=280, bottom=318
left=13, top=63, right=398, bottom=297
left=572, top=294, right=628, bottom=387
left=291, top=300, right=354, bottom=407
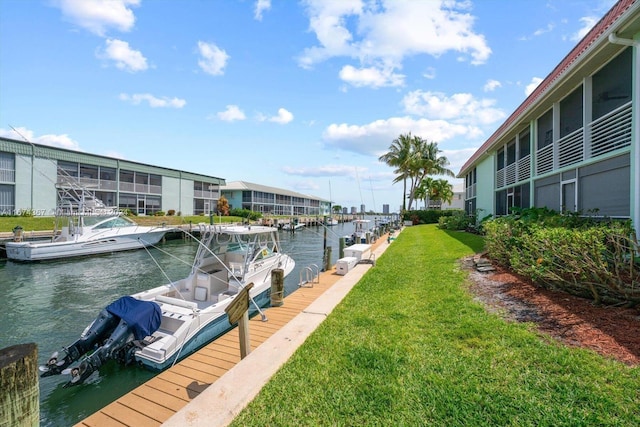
left=402, top=209, right=464, bottom=225
left=483, top=209, right=640, bottom=306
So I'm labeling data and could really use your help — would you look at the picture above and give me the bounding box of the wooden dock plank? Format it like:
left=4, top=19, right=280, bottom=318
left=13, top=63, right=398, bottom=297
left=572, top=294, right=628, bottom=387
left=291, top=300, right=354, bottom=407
left=76, top=241, right=384, bottom=427
left=76, top=410, right=129, bottom=427
left=131, top=384, right=189, bottom=412
left=100, top=401, right=161, bottom=427
left=117, top=393, right=176, bottom=423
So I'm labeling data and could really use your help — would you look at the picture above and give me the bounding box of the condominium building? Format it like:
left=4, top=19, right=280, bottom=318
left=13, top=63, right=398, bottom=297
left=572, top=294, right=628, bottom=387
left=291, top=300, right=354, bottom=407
left=458, top=0, right=639, bottom=229
left=0, top=136, right=224, bottom=216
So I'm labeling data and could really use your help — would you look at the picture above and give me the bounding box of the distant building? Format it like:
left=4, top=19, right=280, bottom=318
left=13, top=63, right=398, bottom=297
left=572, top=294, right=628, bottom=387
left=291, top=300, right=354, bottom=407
left=220, top=181, right=330, bottom=216
left=350, top=206, right=357, bottom=215
left=0, top=136, right=224, bottom=216
left=382, top=204, right=390, bottom=214
left=360, top=204, right=365, bottom=213
left=458, top=0, right=639, bottom=229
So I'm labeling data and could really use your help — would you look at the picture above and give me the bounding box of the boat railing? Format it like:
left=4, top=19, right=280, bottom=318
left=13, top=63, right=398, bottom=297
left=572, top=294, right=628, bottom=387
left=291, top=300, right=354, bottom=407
left=298, top=263, right=320, bottom=288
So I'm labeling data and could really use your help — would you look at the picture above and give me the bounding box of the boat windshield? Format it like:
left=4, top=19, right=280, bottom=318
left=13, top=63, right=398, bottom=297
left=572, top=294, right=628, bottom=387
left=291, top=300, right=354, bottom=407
left=86, top=216, right=136, bottom=228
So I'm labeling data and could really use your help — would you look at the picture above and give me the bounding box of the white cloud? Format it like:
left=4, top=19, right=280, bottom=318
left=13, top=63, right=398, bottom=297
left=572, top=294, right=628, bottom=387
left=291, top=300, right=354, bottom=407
left=423, top=67, right=436, bottom=80
left=525, top=77, right=543, bottom=96
left=53, top=0, right=139, bottom=36
left=299, top=0, right=491, bottom=87
left=268, top=108, right=294, bottom=124
left=98, top=38, right=148, bottom=72
left=197, top=41, right=230, bottom=76
left=217, top=105, right=246, bottom=122
left=322, top=116, right=484, bottom=157
left=0, top=127, right=81, bottom=151
left=483, top=79, right=501, bottom=92
left=254, top=0, right=271, bottom=21
left=571, top=16, right=598, bottom=42
left=401, top=90, right=506, bottom=126
left=119, top=93, right=186, bottom=108
left=339, top=65, right=404, bottom=88
left=282, top=164, right=358, bottom=177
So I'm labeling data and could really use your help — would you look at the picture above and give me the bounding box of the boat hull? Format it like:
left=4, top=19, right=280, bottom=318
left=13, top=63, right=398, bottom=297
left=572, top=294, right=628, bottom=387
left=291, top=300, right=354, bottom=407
left=5, top=228, right=170, bottom=261
left=134, top=287, right=272, bottom=371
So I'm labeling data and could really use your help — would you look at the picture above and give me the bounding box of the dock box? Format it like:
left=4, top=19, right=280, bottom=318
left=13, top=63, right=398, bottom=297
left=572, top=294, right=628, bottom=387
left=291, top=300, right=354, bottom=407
left=343, top=244, right=372, bottom=261
left=336, top=256, right=358, bottom=275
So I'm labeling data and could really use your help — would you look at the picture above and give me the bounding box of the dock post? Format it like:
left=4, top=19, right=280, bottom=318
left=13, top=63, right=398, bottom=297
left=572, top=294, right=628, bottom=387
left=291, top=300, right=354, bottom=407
left=0, top=343, right=39, bottom=427
left=270, top=268, right=284, bottom=307
left=339, top=237, right=345, bottom=259
left=324, top=246, right=332, bottom=272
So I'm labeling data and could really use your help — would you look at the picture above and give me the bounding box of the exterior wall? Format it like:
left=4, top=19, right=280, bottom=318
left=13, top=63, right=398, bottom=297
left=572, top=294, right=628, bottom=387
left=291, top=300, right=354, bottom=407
left=32, top=158, right=57, bottom=213
left=162, top=176, right=181, bottom=214
left=14, top=154, right=32, bottom=212
left=180, top=179, right=195, bottom=216
left=475, top=157, right=495, bottom=217
left=221, top=190, right=242, bottom=211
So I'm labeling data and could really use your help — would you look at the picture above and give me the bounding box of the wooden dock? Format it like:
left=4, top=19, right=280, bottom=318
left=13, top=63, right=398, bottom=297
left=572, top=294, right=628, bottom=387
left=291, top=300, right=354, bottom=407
left=73, top=245, right=382, bottom=426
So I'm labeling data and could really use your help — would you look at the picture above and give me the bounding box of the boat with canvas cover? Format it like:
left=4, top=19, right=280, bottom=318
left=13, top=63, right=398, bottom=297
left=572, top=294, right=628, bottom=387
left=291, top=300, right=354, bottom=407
left=39, top=223, right=295, bottom=386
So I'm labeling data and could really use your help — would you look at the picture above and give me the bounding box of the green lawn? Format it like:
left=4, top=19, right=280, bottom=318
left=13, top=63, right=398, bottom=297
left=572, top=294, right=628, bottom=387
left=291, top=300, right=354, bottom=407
left=231, top=225, right=640, bottom=427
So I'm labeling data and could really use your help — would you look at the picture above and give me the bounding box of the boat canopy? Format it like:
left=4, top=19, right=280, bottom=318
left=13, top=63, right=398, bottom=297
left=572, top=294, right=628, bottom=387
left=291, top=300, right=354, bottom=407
left=106, top=296, right=161, bottom=340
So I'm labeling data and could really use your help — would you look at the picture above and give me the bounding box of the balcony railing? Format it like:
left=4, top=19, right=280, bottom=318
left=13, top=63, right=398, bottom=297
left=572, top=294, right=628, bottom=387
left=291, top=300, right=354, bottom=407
left=535, top=101, right=631, bottom=176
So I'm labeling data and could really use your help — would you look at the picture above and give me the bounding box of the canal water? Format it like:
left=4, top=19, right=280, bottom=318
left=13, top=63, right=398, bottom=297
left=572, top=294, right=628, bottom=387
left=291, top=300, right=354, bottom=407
left=0, top=220, right=375, bottom=427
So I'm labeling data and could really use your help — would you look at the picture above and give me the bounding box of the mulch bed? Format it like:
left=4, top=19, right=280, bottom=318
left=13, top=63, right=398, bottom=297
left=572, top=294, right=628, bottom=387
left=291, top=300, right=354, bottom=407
left=463, top=257, right=640, bottom=366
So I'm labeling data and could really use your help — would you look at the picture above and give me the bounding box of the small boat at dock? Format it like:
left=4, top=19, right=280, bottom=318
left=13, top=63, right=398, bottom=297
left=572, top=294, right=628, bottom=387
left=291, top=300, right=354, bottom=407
left=40, top=223, right=295, bottom=385
left=5, top=181, right=173, bottom=262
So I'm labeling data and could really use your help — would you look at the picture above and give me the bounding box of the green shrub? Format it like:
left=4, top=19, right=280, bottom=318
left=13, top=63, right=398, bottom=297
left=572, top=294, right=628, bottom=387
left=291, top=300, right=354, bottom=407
left=484, top=209, right=639, bottom=306
left=402, top=209, right=462, bottom=225
left=229, top=208, right=263, bottom=221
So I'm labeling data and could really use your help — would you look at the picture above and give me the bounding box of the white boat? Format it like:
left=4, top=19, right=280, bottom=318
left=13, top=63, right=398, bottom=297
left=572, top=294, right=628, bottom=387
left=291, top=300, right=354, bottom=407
left=282, top=222, right=305, bottom=231
left=5, top=186, right=174, bottom=262
left=40, top=223, right=295, bottom=385
left=344, top=219, right=372, bottom=245
left=325, top=218, right=338, bottom=226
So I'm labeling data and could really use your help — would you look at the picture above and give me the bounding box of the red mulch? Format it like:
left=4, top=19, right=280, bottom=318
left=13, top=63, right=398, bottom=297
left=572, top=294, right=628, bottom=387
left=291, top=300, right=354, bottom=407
left=464, top=258, right=640, bottom=366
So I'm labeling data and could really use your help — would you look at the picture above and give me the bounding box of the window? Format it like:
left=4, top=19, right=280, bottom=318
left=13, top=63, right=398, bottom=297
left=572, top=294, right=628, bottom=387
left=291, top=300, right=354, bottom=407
left=518, top=129, right=530, bottom=159
left=506, top=139, right=516, bottom=165
left=100, top=167, right=116, bottom=182
left=537, top=109, right=553, bottom=150
left=497, top=148, right=505, bottom=170
left=592, top=47, right=632, bottom=120
left=559, top=85, right=583, bottom=137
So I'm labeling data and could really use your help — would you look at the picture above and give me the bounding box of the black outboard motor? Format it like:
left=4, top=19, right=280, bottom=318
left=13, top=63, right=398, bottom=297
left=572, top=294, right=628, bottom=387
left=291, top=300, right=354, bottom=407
left=39, top=296, right=161, bottom=386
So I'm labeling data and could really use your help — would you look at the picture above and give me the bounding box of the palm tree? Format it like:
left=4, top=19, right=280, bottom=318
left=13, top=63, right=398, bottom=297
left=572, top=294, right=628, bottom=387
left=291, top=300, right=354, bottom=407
left=378, top=133, right=413, bottom=211
left=406, top=138, right=455, bottom=210
left=429, top=179, right=454, bottom=209
left=380, top=134, right=455, bottom=211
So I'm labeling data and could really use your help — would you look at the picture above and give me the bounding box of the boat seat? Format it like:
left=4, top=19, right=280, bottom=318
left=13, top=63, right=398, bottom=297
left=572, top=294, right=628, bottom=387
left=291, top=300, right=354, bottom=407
left=194, top=286, right=208, bottom=302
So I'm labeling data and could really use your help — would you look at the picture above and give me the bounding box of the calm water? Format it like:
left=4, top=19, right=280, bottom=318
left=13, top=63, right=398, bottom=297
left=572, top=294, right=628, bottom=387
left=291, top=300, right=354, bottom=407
left=0, top=220, right=373, bottom=427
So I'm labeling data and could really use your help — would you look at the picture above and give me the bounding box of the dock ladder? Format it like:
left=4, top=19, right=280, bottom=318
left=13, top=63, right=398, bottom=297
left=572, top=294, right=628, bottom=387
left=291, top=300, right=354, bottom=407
left=298, top=263, right=320, bottom=288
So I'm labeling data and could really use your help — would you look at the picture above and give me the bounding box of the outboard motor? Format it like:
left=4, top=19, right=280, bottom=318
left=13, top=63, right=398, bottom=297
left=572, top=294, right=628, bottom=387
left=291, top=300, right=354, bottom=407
left=39, top=296, right=161, bottom=386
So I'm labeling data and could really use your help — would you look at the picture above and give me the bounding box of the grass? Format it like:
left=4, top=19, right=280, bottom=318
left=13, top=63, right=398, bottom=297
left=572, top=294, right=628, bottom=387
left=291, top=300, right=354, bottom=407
left=0, top=215, right=244, bottom=233
left=231, top=224, right=640, bottom=426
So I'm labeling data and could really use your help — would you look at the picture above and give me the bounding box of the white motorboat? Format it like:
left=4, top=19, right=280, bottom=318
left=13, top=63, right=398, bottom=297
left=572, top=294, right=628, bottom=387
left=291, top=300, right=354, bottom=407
left=282, top=222, right=305, bottom=231
left=325, top=218, right=338, bottom=226
left=40, top=223, right=295, bottom=385
left=5, top=188, right=174, bottom=262
left=344, top=219, right=372, bottom=245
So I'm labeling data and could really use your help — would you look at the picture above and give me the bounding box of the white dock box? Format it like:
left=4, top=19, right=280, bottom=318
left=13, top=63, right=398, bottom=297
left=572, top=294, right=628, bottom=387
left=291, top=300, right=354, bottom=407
left=336, top=256, right=358, bottom=275
left=343, top=244, right=372, bottom=261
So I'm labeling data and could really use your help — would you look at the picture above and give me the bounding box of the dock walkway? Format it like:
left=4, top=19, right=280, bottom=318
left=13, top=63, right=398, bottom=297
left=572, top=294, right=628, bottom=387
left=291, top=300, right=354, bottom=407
left=75, top=235, right=393, bottom=427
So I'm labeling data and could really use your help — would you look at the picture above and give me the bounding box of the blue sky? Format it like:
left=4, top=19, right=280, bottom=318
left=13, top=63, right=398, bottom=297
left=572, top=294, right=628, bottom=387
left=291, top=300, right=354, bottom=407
left=0, top=0, right=616, bottom=212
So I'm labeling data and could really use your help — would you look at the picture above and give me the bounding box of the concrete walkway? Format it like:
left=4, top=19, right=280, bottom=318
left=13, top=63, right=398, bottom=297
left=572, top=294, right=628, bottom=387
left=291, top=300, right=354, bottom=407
left=162, top=237, right=395, bottom=426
